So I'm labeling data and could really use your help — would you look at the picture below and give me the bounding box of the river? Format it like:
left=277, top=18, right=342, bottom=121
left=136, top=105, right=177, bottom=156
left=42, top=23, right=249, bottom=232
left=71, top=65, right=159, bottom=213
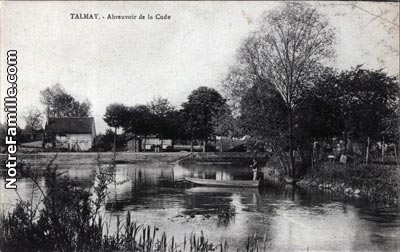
left=0, top=162, right=399, bottom=251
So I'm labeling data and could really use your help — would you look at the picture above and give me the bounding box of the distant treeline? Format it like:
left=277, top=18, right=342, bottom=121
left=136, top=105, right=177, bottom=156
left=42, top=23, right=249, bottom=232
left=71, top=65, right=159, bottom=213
left=103, top=87, right=231, bottom=153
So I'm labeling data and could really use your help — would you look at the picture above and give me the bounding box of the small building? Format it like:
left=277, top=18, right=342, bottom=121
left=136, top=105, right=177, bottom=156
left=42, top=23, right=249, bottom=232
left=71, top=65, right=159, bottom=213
left=126, top=135, right=172, bottom=152
left=144, top=136, right=173, bottom=151
left=45, top=117, right=96, bottom=151
left=126, top=136, right=142, bottom=152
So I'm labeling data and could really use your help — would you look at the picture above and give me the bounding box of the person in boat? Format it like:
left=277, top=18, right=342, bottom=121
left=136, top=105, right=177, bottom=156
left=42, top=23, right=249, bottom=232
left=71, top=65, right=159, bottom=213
left=250, top=158, right=258, bottom=180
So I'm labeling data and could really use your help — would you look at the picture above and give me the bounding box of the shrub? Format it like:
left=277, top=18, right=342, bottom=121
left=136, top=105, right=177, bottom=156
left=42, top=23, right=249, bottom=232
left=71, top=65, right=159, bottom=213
left=0, top=155, right=268, bottom=251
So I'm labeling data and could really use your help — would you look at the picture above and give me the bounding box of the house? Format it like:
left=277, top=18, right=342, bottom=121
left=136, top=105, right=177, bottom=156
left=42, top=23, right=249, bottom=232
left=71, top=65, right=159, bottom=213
left=126, top=135, right=141, bottom=152
left=45, top=117, right=96, bottom=151
left=126, top=135, right=172, bottom=152
left=144, top=136, right=172, bottom=151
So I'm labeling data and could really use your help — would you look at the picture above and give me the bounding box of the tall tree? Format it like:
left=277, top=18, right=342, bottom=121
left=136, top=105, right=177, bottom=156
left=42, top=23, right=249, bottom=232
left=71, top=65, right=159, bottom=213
left=163, top=110, right=184, bottom=145
left=40, top=83, right=91, bottom=118
left=103, top=103, right=128, bottom=155
left=239, top=81, right=289, bottom=170
left=212, top=104, right=241, bottom=152
left=223, top=3, right=335, bottom=178
left=123, top=105, right=154, bottom=151
left=148, top=97, right=176, bottom=150
left=296, top=67, right=399, bottom=163
left=318, top=67, right=398, bottom=161
left=182, top=87, right=226, bottom=152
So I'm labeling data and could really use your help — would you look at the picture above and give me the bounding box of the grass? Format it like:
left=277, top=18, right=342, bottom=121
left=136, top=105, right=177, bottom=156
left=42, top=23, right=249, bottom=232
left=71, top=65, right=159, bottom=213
left=303, top=162, right=399, bottom=204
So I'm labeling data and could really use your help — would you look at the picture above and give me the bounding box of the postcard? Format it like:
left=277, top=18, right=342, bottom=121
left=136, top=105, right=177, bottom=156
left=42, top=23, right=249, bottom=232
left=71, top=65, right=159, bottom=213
left=0, top=1, right=399, bottom=251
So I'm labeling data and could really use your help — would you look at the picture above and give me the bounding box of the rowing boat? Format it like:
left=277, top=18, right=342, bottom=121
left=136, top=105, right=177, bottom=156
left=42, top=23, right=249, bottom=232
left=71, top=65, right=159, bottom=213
left=184, top=177, right=259, bottom=188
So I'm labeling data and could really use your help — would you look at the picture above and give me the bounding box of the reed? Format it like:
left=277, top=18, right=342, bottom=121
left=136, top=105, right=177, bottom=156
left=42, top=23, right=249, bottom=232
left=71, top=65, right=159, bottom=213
left=0, top=156, right=271, bottom=252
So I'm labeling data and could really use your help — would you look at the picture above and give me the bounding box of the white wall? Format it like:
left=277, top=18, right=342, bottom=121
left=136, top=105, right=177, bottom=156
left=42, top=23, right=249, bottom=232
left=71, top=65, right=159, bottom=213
left=56, top=134, right=94, bottom=151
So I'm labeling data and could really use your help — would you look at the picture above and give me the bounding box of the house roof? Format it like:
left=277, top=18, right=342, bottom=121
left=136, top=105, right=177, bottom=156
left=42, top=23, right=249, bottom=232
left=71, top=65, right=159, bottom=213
left=46, top=117, right=95, bottom=135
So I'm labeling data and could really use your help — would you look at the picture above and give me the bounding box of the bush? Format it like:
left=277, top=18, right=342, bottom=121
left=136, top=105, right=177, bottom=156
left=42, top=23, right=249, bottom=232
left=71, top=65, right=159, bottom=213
left=306, top=162, right=399, bottom=204
left=0, top=155, right=111, bottom=252
left=0, top=155, right=269, bottom=252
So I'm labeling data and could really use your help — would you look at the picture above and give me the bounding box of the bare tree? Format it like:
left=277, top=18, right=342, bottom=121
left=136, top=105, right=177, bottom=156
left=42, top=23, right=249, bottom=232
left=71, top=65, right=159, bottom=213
left=40, top=83, right=92, bottom=118
left=24, top=108, right=44, bottom=139
left=223, top=3, right=335, bottom=179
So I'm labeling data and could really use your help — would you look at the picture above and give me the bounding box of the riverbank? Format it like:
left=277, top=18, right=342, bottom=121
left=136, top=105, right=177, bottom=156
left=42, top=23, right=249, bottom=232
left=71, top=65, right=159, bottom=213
left=261, top=161, right=399, bottom=206
left=0, top=152, right=190, bottom=166
left=0, top=151, right=264, bottom=167
left=179, top=152, right=267, bottom=164
left=298, top=162, right=399, bottom=205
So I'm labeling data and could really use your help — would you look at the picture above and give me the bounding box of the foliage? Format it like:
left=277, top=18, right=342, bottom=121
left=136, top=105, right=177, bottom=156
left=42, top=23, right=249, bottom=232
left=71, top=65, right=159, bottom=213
left=103, top=98, right=186, bottom=152
left=123, top=105, right=155, bottom=137
left=95, top=129, right=127, bottom=151
left=297, top=67, right=399, bottom=157
left=239, top=81, right=287, bottom=151
left=305, top=163, right=399, bottom=204
left=148, top=97, right=175, bottom=118
left=102, top=92, right=232, bottom=152
left=148, top=97, right=179, bottom=140
left=0, top=155, right=114, bottom=252
left=0, top=124, right=32, bottom=147
left=104, top=103, right=129, bottom=153
left=334, top=67, right=398, bottom=144
left=250, top=3, right=334, bottom=108
left=181, top=87, right=227, bottom=145
left=212, top=104, right=241, bottom=139
left=222, top=2, right=335, bottom=177
left=40, top=83, right=91, bottom=118
left=0, top=157, right=270, bottom=252
left=23, top=108, right=43, bottom=132
left=162, top=110, right=185, bottom=141
left=103, top=103, right=129, bottom=130
left=222, top=2, right=335, bottom=111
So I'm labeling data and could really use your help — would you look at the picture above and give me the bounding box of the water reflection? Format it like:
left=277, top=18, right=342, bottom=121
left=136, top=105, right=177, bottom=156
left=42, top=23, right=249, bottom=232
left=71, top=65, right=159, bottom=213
left=0, top=162, right=399, bottom=251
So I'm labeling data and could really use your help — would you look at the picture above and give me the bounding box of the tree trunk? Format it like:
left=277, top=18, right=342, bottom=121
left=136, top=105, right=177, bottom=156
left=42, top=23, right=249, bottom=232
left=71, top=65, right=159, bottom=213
left=160, top=134, right=163, bottom=152
left=365, top=136, right=370, bottom=164
left=288, top=109, right=295, bottom=180
left=311, top=141, right=314, bottom=170
left=381, top=138, right=385, bottom=162
left=113, top=127, right=117, bottom=161
left=203, top=139, right=206, bottom=153
left=190, top=137, right=194, bottom=152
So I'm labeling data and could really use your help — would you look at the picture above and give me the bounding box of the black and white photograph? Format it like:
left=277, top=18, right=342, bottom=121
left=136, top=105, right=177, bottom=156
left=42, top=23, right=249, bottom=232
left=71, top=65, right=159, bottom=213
left=0, top=1, right=399, bottom=251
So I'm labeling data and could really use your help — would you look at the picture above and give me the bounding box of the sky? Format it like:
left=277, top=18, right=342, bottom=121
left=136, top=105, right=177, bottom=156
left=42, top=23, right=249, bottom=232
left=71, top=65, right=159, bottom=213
left=1, top=1, right=399, bottom=133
